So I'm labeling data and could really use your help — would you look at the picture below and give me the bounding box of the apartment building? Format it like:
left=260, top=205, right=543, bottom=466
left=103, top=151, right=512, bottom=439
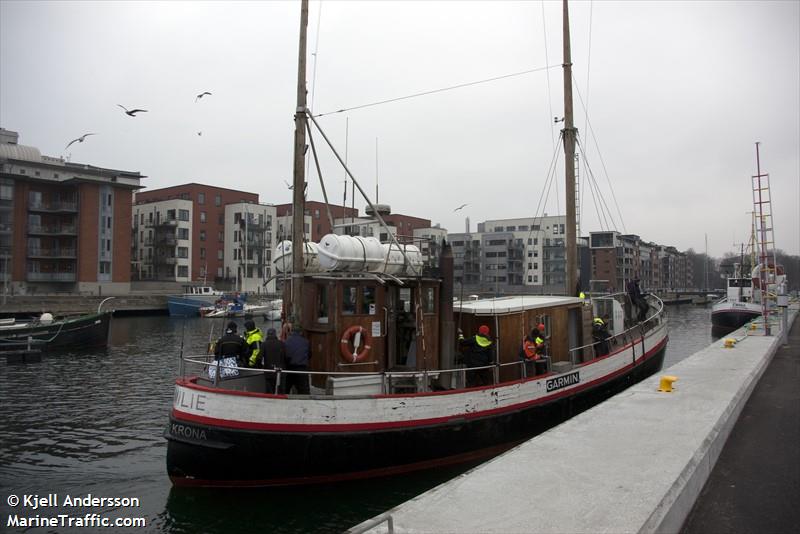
left=131, top=199, right=193, bottom=282
left=224, top=202, right=276, bottom=294
left=0, top=128, right=143, bottom=295
left=589, top=231, right=691, bottom=291
left=449, top=215, right=581, bottom=294
left=134, top=184, right=258, bottom=285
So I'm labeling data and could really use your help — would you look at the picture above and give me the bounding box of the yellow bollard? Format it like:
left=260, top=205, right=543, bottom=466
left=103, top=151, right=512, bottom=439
left=658, top=375, right=678, bottom=392
left=724, top=338, right=737, bottom=348
left=749, top=322, right=758, bottom=330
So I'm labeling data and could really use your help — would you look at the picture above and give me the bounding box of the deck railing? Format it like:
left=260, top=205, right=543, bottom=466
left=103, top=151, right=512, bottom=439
left=177, top=293, right=667, bottom=397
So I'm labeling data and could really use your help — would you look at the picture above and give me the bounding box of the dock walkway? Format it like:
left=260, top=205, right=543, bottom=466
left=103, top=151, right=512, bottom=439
left=350, top=306, right=798, bottom=534
left=682, top=312, right=800, bottom=534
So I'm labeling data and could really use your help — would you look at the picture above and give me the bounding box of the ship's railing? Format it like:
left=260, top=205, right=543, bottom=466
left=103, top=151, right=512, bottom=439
left=568, top=292, right=666, bottom=365
left=177, top=294, right=667, bottom=396
left=179, top=353, right=547, bottom=396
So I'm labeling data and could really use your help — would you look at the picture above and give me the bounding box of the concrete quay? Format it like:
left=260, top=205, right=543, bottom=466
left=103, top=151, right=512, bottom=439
left=351, top=306, right=799, bottom=534
left=1, top=293, right=169, bottom=316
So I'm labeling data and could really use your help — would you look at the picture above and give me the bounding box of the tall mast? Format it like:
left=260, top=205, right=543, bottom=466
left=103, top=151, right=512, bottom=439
left=562, top=0, right=578, bottom=296
left=290, top=0, right=309, bottom=323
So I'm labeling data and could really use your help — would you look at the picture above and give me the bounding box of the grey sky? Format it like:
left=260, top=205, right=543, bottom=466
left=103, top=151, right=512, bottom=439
left=2, top=0, right=798, bottom=257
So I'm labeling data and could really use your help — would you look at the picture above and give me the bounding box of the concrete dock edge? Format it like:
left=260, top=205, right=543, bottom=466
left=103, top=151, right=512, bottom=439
left=350, top=307, right=799, bottom=534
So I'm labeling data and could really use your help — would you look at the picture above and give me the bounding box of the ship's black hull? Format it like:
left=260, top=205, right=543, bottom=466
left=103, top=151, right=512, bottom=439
left=710, top=309, right=760, bottom=330
left=166, top=344, right=666, bottom=487
left=0, top=312, right=112, bottom=352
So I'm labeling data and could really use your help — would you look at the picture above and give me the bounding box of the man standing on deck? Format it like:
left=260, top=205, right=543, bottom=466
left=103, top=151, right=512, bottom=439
left=459, top=324, right=495, bottom=387
left=284, top=325, right=311, bottom=394
left=214, top=321, right=247, bottom=365
left=255, top=327, right=287, bottom=394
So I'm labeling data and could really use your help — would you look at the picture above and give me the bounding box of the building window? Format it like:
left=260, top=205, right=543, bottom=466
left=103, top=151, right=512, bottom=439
left=218, top=213, right=224, bottom=225
left=178, top=247, right=188, bottom=258
left=177, top=265, right=189, bottom=277
left=167, top=209, right=176, bottom=220
left=200, top=211, right=207, bottom=223
left=198, top=192, right=205, bottom=205
left=200, top=230, right=206, bottom=241
left=234, top=231, right=238, bottom=243
left=215, top=195, right=221, bottom=206
left=217, top=250, right=223, bottom=260
left=179, top=209, right=189, bottom=221
left=177, top=228, right=189, bottom=240
left=218, top=231, right=224, bottom=242
left=200, top=248, right=206, bottom=259
left=180, top=193, right=190, bottom=200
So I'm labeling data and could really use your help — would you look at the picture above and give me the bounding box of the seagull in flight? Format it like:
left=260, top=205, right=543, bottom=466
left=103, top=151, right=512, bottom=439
left=65, top=133, right=96, bottom=150
left=454, top=203, right=468, bottom=212
left=197, top=131, right=203, bottom=136
left=117, top=104, right=148, bottom=117
left=195, top=91, right=212, bottom=102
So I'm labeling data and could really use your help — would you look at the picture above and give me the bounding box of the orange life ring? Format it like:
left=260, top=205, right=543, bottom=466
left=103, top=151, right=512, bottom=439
left=340, top=325, right=372, bottom=363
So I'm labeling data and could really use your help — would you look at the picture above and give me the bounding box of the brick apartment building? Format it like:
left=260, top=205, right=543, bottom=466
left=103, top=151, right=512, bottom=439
left=0, top=128, right=143, bottom=295
left=134, top=184, right=259, bottom=286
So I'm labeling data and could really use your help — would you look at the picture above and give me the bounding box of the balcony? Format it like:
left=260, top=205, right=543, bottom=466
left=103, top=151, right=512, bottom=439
left=27, top=271, right=76, bottom=282
left=28, top=224, right=77, bottom=235
left=0, top=222, right=11, bottom=234
left=27, top=248, right=77, bottom=259
left=145, top=218, right=178, bottom=228
left=156, top=235, right=177, bottom=246
left=28, top=200, right=78, bottom=213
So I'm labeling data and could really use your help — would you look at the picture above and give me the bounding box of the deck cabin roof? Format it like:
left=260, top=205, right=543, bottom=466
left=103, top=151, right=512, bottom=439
left=455, top=295, right=582, bottom=316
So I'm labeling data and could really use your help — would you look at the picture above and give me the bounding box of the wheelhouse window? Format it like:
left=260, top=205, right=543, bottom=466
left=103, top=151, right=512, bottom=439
left=424, top=287, right=435, bottom=314
left=362, top=286, right=376, bottom=314
left=316, top=284, right=329, bottom=323
left=342, top=284, right=357, bottom=315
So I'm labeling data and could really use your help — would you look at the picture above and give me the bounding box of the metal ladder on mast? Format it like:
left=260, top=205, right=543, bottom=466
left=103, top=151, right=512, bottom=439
left=751, top=142, right=777, bottom=335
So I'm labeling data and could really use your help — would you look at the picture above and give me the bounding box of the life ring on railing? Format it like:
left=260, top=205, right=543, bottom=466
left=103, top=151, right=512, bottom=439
left=340, top=325, right=372, bottom=363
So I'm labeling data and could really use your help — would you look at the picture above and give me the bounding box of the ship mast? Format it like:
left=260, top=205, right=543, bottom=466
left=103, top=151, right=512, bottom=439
left=562, top=0, right=578, bottom=296
left=290, top=0, right=309, bottom=323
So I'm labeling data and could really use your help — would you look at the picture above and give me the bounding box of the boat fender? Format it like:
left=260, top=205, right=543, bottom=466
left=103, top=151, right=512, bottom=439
left=40, top=312, right=54, bottom=325
left=340, top=325, right=372, bottom=363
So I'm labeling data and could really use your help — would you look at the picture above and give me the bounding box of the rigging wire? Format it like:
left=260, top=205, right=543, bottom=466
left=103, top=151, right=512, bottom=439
left=572, top=81, right=627, bottom=234
left=305, top=2, right=324, bottom=180
left=519, top=133, right=564, bottom=287
left=540, top=0, right=561, bottom=222
left=580, top=0, right=594, bottom=231
left=576, top=137, right=618, bottom=232
left=313, top=64, right=559, bottom=117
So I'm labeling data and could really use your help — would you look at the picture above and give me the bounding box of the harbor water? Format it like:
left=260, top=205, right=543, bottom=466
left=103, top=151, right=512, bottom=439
left=0, top=304, right=716, bottom=533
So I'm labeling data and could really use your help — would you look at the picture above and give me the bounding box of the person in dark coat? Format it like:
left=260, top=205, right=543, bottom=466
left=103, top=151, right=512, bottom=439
left=284, top=326, right=311, bottom=394
left=258, top=327, right=287, bottom=394
left=626, top=278, right=648, bottom=322
left=458, top=324, right=495, bottom=387
left=214, top=321, right=247, bottom=366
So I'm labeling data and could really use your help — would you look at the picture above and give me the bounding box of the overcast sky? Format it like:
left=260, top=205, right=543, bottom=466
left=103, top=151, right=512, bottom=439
left=2, top=0, right=798, bottom=257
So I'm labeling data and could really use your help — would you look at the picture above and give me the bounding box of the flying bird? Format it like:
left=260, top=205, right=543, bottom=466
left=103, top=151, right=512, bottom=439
left=117, top=104, right=148, bottom=117
left=197, top=131, right=203, bottom=136
left=195, top=91, right=212, bottom=102
left=65, top=133, right=96, bottom=150
left=454, top=203, right=468, bottom=212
